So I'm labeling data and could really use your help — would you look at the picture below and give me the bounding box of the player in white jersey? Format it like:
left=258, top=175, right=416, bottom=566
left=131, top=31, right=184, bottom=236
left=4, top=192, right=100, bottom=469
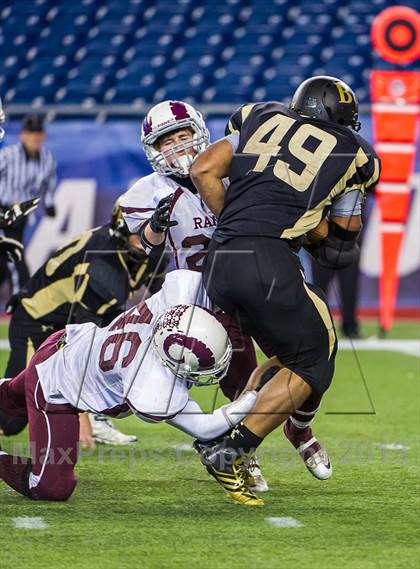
left=0, top=270, right=258, bottom=501
left=120, top=101, right=257, bottom=400
left=120, top=100, right=268, bottom=489
left=122, top=171, right=217, bottom=271
left=121, top=100, right=216, bottom=272
left=123, top=101, right=332, bottom=498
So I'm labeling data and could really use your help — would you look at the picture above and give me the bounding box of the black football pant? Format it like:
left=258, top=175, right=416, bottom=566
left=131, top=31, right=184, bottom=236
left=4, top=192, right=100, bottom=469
left=203, top=236, right=337, bottom=396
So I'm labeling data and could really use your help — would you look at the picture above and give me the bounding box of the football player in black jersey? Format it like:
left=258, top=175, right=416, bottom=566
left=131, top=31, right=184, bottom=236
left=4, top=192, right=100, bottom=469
left=191, top=76, right=381, bottom=505
left=0, top=200, right=167, bottom=442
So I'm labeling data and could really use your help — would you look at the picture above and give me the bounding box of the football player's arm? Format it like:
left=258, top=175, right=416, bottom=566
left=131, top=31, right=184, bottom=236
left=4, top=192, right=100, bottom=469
left=305, top=191, right=363, bottom=269
left=190, top=138, right=234, bottom=217
left=121, top=183, right=154, bottom=234
left=166, top=391, right=258, bottom=441
left=360, top=139, right=381, bottom=194
left=140, top=193, right=178, bottom=254
left=121, top=181, right=177, bottom=255
left=79, top=412, right=96, bottom=448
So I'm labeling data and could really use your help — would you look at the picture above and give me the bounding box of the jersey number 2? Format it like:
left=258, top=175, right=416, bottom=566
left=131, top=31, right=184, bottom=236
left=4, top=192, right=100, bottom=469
left=182, top=234, right=210, bottom=271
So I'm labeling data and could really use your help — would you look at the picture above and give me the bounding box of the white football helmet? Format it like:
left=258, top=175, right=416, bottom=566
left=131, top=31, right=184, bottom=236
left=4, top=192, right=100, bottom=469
left=152, top=304, right=232, bottom=386
left=141, top=100, right=210, bottom=177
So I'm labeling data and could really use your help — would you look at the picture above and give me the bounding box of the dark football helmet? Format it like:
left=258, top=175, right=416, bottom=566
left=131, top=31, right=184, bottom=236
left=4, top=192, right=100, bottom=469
left=110, top=197, right=128, bottom=238
left=290, top=76, right=361, bottom=131
left=110, top=197, right=147, bottom=263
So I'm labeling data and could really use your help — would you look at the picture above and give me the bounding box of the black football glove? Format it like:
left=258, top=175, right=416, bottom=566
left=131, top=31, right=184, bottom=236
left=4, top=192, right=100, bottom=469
left=149, top=194, right=179, bottom=234
left=0, top=236, right=24, bottom=263
left=305, top=222, right=360, bottom=270
left=0, top=198, right=41, bottom=228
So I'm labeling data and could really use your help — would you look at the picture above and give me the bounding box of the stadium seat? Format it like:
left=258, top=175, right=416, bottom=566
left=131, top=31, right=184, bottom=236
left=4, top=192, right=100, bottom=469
left=0, top=0, right=403, bottom=108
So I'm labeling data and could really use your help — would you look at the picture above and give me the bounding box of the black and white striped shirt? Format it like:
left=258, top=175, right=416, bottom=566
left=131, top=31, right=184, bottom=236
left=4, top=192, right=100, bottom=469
left=0, top=142, right=57, bottom=207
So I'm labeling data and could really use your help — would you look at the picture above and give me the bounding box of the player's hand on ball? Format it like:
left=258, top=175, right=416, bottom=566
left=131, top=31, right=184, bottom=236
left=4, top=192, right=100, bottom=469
left=306, top=217, right=329, bottom=244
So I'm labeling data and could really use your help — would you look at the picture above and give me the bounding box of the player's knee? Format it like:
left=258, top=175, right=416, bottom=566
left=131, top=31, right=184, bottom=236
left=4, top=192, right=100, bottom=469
left=32, top=473, right=77, bottom=502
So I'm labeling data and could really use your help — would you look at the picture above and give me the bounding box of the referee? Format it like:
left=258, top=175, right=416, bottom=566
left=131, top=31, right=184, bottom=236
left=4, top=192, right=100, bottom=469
left=0, top=114, right=57, bottom=291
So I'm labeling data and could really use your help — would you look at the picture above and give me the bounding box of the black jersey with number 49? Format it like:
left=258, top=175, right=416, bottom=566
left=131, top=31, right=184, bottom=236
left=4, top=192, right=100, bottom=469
left=215, top=102, right=380, bottom=242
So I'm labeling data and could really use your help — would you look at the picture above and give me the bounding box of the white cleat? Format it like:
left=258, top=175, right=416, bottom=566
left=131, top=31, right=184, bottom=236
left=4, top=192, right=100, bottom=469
left=90, top=414, right=137, bottom=445
left=247, top=456, right=270, bottom=492
left=284, top=419, right=332, bottom=481
left=300, top=444, right=332, bottom=480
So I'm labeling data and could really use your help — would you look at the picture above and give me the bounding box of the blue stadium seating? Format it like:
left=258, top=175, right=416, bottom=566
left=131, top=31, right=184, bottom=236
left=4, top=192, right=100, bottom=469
left=1, top=0, right=418, bottom=109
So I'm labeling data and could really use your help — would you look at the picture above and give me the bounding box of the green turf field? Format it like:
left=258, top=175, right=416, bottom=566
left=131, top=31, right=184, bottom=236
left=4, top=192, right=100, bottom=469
left=0, top=321, right=419, bottom=569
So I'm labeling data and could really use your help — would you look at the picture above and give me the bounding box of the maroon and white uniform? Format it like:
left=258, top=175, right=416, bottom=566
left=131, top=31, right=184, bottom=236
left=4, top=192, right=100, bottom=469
left=0, top=270, right=257, bottom=501
left=36, top=270, right=212, bottom=418
left=121, top=172, right=257, bottom=401
left=121, top=173, right=219, bottom=271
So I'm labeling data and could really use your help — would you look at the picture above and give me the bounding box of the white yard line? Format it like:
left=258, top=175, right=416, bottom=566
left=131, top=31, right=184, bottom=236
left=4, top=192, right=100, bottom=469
left=265, top=517, right=303, bottom=528
left=250, top=338, right=420, bottom=358
left=378, top=443, right=410, bottom=450
left=13, top=517, right=48, bottom=529
left=338, top=339, right=420, bottom=358
left=172, top=443, right=194, bottom=451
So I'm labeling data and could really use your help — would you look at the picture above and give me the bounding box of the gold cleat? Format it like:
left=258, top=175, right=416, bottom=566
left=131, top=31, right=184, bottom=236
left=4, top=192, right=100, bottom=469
left=203, top=446, right=264, bottom=506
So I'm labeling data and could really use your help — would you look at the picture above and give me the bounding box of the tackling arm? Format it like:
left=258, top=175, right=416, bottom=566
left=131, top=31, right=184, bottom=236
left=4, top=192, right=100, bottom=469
left=305, top=215, right=361, bottom=270
left=190, top=139, right=234, bottom=217
left=167, top=391, right=258, bottom=441
left=305, top=190, right=363, bottom=270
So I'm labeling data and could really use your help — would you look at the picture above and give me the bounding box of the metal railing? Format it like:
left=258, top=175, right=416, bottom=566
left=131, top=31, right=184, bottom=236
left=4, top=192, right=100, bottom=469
left=5, top=102, right=372, bottom=121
